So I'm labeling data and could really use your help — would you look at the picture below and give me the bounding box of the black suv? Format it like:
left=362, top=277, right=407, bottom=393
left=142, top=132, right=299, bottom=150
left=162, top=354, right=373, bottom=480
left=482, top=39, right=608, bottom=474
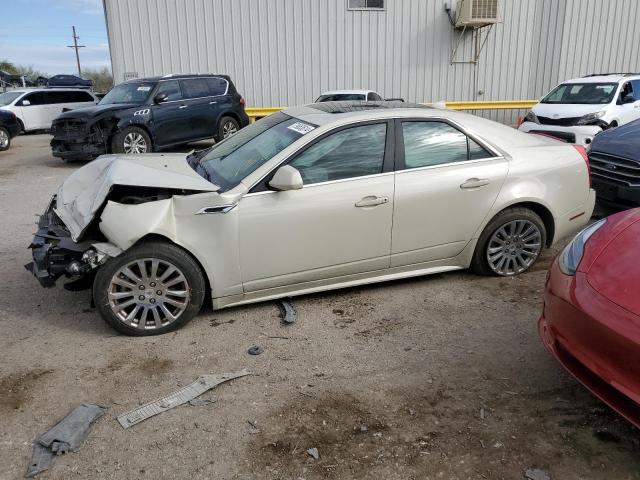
left=50, top=74, right=249, bottom=161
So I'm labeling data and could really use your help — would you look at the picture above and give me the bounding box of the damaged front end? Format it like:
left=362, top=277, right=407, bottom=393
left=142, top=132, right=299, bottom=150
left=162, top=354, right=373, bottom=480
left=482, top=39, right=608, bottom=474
left=50, top=118, right=111, bottom=161
left=25, top=196, right=119, bottom=289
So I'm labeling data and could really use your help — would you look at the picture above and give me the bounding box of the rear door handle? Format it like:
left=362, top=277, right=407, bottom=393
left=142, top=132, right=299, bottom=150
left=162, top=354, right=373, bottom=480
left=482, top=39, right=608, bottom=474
left=355, top=196, right=389, bottom=208
left=460, top=178, right=490, bottom=189
left=179, top=105, right=188, bottom=109
left=209, top=101, right=218, bottom=104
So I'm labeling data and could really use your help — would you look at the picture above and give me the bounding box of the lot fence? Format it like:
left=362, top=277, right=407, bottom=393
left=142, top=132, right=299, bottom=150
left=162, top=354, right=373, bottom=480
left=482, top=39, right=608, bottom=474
left=246, top=100, right=538, bottom=127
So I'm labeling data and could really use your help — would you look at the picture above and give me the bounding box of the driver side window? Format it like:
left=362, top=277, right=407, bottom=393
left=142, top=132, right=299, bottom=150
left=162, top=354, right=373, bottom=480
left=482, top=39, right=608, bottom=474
left=288, top=123, right=387, bottom=185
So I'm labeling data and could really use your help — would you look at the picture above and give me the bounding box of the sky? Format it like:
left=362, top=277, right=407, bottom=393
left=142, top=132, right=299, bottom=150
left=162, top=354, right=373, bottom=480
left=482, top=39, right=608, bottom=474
left=0, top=0, right=110, bottom=76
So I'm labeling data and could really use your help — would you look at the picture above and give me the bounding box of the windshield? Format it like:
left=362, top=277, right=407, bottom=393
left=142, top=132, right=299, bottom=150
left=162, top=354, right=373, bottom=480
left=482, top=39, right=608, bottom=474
left=188, top=112, right=314, bottom=191
left=541, top=82, right=618, bottom=105
left=316, top=93, right=366, bottom=102
left=99, top=82, right=157, bottom=105
left=0, top=91, right=24, bottom=106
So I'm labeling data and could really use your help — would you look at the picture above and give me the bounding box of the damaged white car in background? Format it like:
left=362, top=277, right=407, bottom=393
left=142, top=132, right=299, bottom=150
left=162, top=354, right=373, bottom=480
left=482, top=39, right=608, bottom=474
left=27, top=102, right=595, bottom=336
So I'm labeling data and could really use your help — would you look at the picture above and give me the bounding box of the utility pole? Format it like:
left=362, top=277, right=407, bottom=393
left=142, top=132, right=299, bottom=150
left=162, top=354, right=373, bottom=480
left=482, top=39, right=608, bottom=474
left=67, top=26, right=85, bottom=77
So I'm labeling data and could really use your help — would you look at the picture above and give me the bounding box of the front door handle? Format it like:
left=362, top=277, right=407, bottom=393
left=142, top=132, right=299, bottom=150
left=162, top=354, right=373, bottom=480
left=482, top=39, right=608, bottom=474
left=179, top=105, right=188, bottom=109
left=355, top=196, right=389, bottom=208
left=209, top=101, right=218, bottom=104
left=460, top=178, right=490, bottom=189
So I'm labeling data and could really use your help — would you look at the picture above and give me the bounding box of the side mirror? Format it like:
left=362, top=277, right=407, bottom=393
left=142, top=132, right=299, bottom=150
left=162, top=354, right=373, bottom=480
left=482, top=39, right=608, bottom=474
left=21, top=99, right=31, bottom=106
left=153, top=93, right=168, bottom=104
left=269, top=165, right=303, bottom=191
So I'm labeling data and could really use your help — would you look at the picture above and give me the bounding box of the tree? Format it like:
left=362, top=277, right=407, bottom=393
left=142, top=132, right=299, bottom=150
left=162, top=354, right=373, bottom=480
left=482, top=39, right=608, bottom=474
left=82, top=67, right=114, bottom=93
left=0, top=59, right=18, bottom=75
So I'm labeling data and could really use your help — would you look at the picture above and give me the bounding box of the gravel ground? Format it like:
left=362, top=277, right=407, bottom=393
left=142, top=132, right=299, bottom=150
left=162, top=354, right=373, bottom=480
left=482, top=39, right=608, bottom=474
left=1, top=134, right=639, bottom=480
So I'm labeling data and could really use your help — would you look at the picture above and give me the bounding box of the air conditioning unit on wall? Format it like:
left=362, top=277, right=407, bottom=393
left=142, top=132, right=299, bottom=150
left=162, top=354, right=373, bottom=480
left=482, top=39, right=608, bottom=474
left=455, top=0, right=499, bottom=28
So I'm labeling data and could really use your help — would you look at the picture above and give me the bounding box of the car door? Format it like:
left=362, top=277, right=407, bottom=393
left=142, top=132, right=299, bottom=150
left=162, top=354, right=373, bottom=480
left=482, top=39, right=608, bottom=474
left=391, top=119, right=508, bottom=267
left=17, top=92, right=47, bottom=130
left=150, top=80, right=191, bottom=147
left=618, top=81, right=640, bottom=125
left=205, top=77, right=231, bottom=132
left=180, top=78, right=213, bottom=140
left=238, top=121, right=395, bottom=292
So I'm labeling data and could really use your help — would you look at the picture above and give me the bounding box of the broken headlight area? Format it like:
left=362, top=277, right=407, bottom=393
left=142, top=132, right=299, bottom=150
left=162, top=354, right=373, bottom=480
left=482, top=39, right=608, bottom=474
left=25, top=196, right=109, bottom=289
left=50, top=121, right=111, bottom=160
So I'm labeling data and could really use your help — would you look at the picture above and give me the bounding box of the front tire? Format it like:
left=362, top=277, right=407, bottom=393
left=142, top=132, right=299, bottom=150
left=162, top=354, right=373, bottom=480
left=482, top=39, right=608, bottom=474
left=93, top=241, right=206, bottom=336
left=215, top=116, right=239, bottom=141
left=112, top=126, right=152, bottom=154
left=471, top=207, right=546, bottom=276
left=0, top=127, right=10, bottom=151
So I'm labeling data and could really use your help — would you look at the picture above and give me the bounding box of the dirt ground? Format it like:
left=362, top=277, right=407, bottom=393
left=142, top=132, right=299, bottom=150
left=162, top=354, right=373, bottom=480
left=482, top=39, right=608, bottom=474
left=1, top=134, right=639, bottom=480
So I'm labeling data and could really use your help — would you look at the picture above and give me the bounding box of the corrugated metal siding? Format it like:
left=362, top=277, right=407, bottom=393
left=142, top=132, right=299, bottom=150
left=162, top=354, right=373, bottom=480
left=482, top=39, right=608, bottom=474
left=105, top=0, right=640, bottom=120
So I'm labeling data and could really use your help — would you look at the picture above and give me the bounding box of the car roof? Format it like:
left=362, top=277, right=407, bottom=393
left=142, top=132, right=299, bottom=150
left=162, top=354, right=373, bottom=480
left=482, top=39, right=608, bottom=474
left=565, top=74, right=640, bottom=84
left=318, top=89, right=374, bottom=96
left=123, top=73, right=231, bottom=83
left=3, top=88, right=95, bottom=93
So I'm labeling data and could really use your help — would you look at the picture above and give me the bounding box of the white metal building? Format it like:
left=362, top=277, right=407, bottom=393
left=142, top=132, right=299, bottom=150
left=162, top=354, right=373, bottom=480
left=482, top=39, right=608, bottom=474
left=104, top=0, right=640, bottom=115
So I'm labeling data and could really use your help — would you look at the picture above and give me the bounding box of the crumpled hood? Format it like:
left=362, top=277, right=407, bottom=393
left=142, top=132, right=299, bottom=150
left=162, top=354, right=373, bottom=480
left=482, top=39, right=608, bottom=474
left=532, top=102, right=606, bottom=119
left=55, top=103, right=138, bottom=121
left=55, top=153, right=219, bottom=240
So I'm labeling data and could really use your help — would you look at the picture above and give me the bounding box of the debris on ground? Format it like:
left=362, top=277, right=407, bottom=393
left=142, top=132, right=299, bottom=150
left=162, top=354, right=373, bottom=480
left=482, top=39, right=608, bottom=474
left=525, top=468, right=551, bottom=480
left=306, top=447, right=320, bottom=460
left=247, top=420, right=260, bottom=434
left=278, top=298, right=297, bottom=324
left=248, top=345, right=264, bottom=355
left=188, top=397, right=216, bottom=407
left=26, top=403, right=106, bottom=478
left=116, top=370, right=251, bottom=429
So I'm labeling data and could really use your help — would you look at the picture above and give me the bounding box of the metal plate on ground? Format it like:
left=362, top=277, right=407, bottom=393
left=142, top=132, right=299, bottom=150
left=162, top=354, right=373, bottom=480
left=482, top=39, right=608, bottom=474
left=116, top=369, right=251, bottom=429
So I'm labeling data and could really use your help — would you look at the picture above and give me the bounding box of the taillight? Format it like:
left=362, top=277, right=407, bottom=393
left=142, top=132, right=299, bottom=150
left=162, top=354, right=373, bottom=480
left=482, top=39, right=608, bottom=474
left=573, top=144, right=591, bottom=188
left=239, top=96, right=246, bottom=106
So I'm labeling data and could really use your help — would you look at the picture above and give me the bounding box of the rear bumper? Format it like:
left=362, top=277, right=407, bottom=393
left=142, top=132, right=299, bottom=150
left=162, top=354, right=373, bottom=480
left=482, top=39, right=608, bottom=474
left=539, top=258, right=640, bottom=428
left=519, top=122, right=602, bottom=146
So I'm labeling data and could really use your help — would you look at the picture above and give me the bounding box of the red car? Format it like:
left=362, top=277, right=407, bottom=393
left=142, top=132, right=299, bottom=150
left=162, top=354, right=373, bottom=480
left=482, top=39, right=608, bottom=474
left=539, top=208, right=640, bottom=428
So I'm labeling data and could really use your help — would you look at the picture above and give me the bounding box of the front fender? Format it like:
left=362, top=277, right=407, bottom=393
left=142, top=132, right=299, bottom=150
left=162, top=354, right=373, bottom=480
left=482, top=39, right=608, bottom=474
left=98, top=193, right=243, bottom=298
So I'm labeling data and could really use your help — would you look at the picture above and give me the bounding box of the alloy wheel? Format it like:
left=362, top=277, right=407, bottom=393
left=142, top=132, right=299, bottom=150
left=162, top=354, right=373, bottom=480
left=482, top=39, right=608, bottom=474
left=0, top=129, right=8, bottom=149
left=222, top=121, right=238, bottom=138
left=486, top=220, right=542, bottom=275
left=123, top=132, right=148, bottom=153
left=107, top=258, right=190, bottom=330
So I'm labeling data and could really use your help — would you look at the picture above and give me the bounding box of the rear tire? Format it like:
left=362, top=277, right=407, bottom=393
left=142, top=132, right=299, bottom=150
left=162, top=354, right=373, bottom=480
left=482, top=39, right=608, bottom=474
left=112, top=126, right=152, bottom=154
left=215, top=116, right=239, bottom=141
left=471, top=207, right=546, bottom=276
left=0, top=127, right=10, bottom=151
left=93, top=240, right=206, bottom=336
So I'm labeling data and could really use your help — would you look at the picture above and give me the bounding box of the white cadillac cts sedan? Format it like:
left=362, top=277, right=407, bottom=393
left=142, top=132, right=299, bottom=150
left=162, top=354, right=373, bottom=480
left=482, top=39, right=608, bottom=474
left=27, top=102, right=595, bottom=335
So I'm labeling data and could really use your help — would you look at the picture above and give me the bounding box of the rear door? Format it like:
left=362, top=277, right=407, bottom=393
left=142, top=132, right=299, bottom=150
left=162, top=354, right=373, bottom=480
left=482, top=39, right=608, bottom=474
left=205, top=77, right=231, bottom=131
left=180, top=78, right=213, bottom=140
left=151, top=80, right=191, bottom=147
left=391, top=119, right=508, bottom=267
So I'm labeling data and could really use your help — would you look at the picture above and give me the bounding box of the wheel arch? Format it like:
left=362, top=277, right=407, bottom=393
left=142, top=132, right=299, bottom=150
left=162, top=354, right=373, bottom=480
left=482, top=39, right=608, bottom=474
left=131, top=233, right=213, bottom=306
left=218, top=111, right=241, bottom=127
left=485, top=201, right=555, bottom=247
left=112, top=122, right=155, bottom=151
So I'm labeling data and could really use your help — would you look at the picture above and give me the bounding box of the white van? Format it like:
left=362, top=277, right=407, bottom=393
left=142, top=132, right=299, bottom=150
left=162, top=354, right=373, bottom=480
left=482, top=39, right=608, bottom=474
left=0, top=88, right=98, bottom=132
left=519, top=73, right=640, bottom=146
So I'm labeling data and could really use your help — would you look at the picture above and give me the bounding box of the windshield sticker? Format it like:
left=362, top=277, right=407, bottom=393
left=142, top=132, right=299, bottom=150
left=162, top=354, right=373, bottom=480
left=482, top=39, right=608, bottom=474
left=287, top=122, right=315, bottom=135
left=137, top=86, right=152, bottom=92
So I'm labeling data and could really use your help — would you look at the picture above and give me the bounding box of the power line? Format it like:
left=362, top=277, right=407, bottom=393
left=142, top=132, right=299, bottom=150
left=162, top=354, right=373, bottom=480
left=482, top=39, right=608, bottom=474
left=67, top=26, right=85, bottom=77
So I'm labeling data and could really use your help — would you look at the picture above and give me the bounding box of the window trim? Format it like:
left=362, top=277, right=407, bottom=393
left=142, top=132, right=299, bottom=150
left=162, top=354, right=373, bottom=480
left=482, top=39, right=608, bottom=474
left=347, top=0, right=385, bottom=11
left=248, top=119, right=395, bottom=194
left=393, top=117, right=502, bottom=172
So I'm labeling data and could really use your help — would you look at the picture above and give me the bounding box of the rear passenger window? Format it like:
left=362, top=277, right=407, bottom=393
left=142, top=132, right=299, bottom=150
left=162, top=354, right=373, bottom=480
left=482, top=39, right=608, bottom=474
left=401, top=121, right=492, bottom=168
left=181, top=79, right=210, bottom=99
left=155, top=80, right=182, bottom=101
left=289, top=123, right=386, bottom=184
left=46, top=91, right=68, bottom=104
left=206, top=77, right=228, bottom=96
left=70, top=91, right=95, bottom=102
